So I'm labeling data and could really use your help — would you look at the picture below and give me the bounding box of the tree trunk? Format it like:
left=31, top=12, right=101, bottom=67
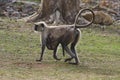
left=20, top=0, right=81, bottom=24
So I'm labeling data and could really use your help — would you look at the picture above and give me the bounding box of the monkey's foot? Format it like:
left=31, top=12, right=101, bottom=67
left=64, top=58, right=73, bottom=62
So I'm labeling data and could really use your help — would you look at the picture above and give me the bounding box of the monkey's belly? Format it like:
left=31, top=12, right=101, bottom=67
left=46, top=37, right=58, bottom=50
left=46, top=42, right=58, bottom=50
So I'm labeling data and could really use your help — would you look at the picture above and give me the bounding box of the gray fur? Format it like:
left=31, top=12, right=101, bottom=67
left=34, top=9, right=95, bottom=65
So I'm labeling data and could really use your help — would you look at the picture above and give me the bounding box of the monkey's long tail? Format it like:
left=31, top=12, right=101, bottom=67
left=74, top=8, right=95, bottom=28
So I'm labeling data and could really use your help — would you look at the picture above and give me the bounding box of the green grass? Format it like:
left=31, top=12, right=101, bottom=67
left=0, top=18, right=120, bottom=80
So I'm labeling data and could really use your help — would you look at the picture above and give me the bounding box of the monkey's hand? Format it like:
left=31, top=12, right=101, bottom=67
left=36, top=59, right=42, bottom=62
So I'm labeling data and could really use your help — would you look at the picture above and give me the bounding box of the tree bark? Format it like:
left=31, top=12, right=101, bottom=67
left=20, top=0, right=81, bottom=24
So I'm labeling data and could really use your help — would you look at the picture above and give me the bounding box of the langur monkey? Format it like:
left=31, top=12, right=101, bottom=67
left=34, top=9, right=95, bottom=65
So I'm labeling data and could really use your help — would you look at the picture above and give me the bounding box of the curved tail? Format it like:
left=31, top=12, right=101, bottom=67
left=74, top=9, right=95, bottom=28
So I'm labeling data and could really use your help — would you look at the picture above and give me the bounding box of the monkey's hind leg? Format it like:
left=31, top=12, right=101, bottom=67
left=70, top=44, right=80, bottom=65
left=70, top=29, right=80, bottom=65
left=64, top=46, right=79, bottom=65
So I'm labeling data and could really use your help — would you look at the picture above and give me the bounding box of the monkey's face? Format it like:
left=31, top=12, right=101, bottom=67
left=34, top=22, right=45, bottom=32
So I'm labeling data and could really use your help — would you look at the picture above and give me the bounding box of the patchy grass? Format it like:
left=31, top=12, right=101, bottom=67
left=0, top=18, right=120, bottom=80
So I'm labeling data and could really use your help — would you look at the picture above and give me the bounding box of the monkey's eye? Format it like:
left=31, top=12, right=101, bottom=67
left=34, top=25, right=38, bottom=31
left=35, top=24, right=38, bottom=27
left=41, top=23, right=44, bottom=27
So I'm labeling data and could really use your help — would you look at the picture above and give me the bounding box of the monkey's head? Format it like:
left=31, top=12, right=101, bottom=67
left=34, top=21, right=47, bottom=32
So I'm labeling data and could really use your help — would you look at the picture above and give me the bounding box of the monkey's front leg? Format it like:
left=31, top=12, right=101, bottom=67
left=36, top=44, right=46, bottom=62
